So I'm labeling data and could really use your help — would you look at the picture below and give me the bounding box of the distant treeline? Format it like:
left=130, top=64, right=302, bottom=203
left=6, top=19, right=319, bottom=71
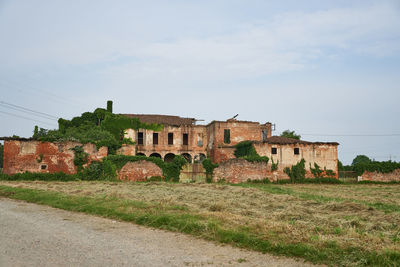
left=339, top=155, right=400, bottom=176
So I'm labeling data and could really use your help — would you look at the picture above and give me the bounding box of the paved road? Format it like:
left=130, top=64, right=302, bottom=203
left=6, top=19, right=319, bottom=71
left=0, top=198, right=315, bottom=267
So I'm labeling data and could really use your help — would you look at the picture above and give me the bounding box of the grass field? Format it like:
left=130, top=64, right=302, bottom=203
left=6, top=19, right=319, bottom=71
left=0, top=180, right=399, bottom=266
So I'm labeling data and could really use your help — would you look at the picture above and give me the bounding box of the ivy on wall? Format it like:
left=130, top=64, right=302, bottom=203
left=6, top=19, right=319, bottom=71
left=284, top=159, right=306, bottom=183
left=234, top=141, right=269, bottom=164
left=33, top=102, right=163, bottom=154
left=71, top=146, right=89, bottom=173
left=95, top=155, right=187, bottom=182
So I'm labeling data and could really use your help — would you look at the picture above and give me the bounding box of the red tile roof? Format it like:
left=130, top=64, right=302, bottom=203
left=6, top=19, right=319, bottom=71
left=121, top=114, right=196, bottom=126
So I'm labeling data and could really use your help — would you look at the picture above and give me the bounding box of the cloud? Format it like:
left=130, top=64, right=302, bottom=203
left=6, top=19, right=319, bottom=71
left=1, top=1, right=399, bottom=80
left=100, top=2, right=400, bottom=82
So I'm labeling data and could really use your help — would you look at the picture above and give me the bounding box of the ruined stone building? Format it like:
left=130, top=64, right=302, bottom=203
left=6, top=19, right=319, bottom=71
left=121, top=114, right=338, bottom=175
left=1, top=114, right=339, bottom=180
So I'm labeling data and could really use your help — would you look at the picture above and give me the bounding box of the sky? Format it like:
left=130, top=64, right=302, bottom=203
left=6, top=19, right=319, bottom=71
left=0, top=0, right=399, bottom=164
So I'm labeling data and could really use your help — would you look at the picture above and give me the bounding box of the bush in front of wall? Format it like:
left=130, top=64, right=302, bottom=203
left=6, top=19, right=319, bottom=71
left=284, top=159, right=306, bottom=183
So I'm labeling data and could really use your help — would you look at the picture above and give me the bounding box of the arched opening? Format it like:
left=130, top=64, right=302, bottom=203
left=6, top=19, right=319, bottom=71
left=181, top=153, right=192, bottom=163
left=164, top=153, right=175, bottom=162
left=136, top=152, right=146, bottom=156
left=149, top=153, right=162, bottom=158
left=199, top=153, right=206, bottom=162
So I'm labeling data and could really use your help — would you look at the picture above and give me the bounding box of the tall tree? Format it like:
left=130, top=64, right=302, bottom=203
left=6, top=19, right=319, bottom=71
left=280, top=130, right=301, bottom=140
left=351, top=155, right=371, bottom=166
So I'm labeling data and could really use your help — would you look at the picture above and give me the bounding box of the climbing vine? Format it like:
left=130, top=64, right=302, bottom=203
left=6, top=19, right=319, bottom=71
left=34, top=101, right=163, bottom=154
left=284, top=159, right=306, bottom=183
left=233, top=141, right=269, bottom=164
left=271, top=158, right=279, bottom=171
left=71, top=146, right=89, bottom=173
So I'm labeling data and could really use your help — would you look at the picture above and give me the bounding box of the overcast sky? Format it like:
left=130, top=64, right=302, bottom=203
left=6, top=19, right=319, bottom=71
left=1, top=0, right=399, bottom=164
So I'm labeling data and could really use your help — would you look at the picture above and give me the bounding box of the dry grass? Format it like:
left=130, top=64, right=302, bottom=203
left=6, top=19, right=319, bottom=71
left=1, top=181, right=399, bottom=256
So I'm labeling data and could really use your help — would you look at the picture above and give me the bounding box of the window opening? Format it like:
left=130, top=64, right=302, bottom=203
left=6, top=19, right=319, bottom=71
left=262, top=129, right=268, bottom=141
left=183, top=133, right=188, bottom=145
left=294, top=148, right=300, bottom=155
left=153, top=133, right=158, bottom=145
left=168, top=133, right=173, bottom=145
left=138, top=132, right=144, bottom=145
left=271, top=147, right=277, bottom=154
left=224, top=129, right=230, bottom=144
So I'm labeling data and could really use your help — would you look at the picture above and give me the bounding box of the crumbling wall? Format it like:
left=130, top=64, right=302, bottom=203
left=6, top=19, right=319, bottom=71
left=360, top=169, right=400, bottom=182
left=254, top=142, right=338, bottom=178
left=213, top=158, right=269, bottom=183
left=118, top=160, right=162, bottom=181
left=116, top=144, right=136, bottom=156
left=3, top=140, right=107, bottom=175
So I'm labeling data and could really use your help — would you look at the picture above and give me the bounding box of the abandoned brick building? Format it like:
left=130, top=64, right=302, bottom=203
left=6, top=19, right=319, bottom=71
left=1, top=114, right=339, bottom=180
left=121, top=114, right=338, bottom=175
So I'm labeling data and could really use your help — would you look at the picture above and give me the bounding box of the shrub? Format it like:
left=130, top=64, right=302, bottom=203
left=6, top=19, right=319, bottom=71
left=284, top=159, right=306, bottom=183
left=310, top=163, right=323, bottom=178
left=71, top=146, right=89, bottom=173
left=81, top=161, right=104, bottom=180
left=104, top=154, right=186, bottom=181
left=0, top=172, right=78, bottom=181
left=202, top=158, right=219, bottom=183
left=234, top=141, right=269, bottom=164
left=234, top=141, right=258, bottom=158
left=271, top=158, right=279, bottom=171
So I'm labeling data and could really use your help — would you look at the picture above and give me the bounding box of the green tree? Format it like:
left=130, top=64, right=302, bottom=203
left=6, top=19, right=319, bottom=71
left=351, top=155, right=371, bottom=166
left=280, top=130, right=301, bottom=140
left=337, top=160, right=344, bottom=171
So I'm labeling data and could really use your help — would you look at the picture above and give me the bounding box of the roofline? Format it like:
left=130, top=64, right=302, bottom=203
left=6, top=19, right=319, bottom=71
left=252, top=140, right=339, bottom=146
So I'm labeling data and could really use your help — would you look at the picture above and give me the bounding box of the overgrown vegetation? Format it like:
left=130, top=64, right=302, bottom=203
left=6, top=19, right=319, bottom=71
left=273, top=177, right=343, bottom=184
left=233, top=141, right=269, bottom=164
left=0, top=154, right=187, bottom=182
left=33, top=101, right=163, bottom=154
left=270, top=158, right=278, bottom=171
left=202, top=158, right=219, bottom=182
left=1, top=182, right=400, bottom=266
left=71, top=146, right=89, bottom=173
left=84, top=154, right=187, bottom=182
left=280, top=130, right=301, bottom=140
left=284, top=159, right=306, bottom=183
left=0, top=172, right=78, bottom=181
left=340, top=155, right=400, bottom=176
left=309, top=162, right=336, bottom=178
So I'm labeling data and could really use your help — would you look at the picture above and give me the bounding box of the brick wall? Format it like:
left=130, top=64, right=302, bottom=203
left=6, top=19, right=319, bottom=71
left=360, top=169, right=400, bottom=182
left=118, top=160, right=162, bottom=181
left=116, top=144, right=136, bottom=156
left=213, top=158, right=269, bottom=183
left=3, top=140, right=107, bottom=175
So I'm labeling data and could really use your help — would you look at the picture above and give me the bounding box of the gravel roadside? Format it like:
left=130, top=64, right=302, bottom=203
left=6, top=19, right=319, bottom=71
left=0, top=198, right=317, bottom=267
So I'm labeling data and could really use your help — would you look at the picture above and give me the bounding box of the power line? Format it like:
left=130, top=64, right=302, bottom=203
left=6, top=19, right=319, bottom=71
left=0, top=101, right=58, bottom=120
left=0, top=78, right=87, bottom=109
left=301, top=133, right=400, bottom=137
left=0, top=110, right=57, bottom=127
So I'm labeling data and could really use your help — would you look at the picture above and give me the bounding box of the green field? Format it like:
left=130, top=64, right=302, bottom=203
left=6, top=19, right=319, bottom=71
left=0, top=181, right=399, bottom=266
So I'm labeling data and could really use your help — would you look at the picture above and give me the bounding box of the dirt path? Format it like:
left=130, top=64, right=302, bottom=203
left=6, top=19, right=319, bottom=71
left=0, top=198, right=316, bottom=267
